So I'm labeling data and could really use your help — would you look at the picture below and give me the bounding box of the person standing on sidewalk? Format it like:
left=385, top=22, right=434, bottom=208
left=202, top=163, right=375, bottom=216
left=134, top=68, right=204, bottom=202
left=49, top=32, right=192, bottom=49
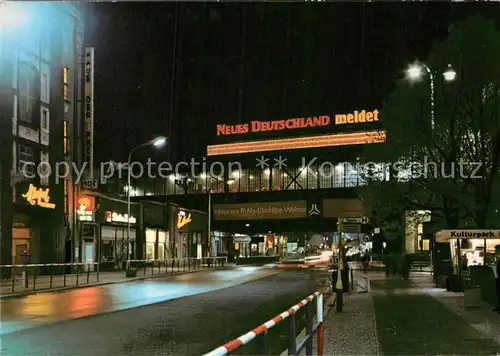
left=493, top=245, right=500, bottom=313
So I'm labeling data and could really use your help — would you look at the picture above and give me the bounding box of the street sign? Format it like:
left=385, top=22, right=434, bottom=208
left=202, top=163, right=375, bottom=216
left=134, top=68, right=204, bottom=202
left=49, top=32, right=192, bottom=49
left=342, top=223, right=361, bottom=234
left=234, top=236, right=251, bottom=243
left=374, top=227, right=380, bottom=234
left=341, top=216, right=370, bottom=224
left=82, top=179, right=98, bottom=189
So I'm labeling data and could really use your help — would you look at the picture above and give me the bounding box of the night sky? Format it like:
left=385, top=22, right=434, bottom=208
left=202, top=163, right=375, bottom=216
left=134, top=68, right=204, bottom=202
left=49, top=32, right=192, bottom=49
left=84, top=3, right=492, bottom=164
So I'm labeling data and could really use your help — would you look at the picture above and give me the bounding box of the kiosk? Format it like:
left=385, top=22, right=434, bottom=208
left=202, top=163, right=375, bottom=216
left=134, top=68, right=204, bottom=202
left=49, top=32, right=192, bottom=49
left=436, top=229, right=500, bottom=293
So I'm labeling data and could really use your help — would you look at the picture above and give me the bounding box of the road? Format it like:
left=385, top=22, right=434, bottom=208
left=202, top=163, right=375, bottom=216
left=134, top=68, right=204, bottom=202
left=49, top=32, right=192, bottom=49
left=1, top=267, right=323, bottom=355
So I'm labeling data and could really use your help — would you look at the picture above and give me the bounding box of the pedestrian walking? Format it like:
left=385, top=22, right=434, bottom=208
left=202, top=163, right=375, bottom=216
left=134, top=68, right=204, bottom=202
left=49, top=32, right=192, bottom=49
left=493, top=245, right=500, bottom=313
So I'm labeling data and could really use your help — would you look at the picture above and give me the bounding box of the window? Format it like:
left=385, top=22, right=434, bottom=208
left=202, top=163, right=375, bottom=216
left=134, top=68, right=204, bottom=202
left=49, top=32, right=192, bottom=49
left=41, top=108, right=49, bottom=131
left=63, top=119, right=69, bottom=154
left=18, top=144, right=34, bottom=175
left=63, top=67, right=69, bottom=101
left=41, top=72, right=49, bottom=103
left=19, top=66, right=37, bottom=124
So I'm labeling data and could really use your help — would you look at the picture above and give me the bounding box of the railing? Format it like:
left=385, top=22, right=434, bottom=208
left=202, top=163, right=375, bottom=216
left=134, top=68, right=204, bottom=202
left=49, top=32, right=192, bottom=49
left=0, top=263, right=99, bottom=295
left=203, top=291, right=324, bottom=356
left=125, top=257, right=227, bottom=277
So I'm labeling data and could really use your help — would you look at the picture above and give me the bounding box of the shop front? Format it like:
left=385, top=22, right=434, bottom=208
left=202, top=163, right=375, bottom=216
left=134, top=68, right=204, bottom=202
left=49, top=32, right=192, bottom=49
left=76, top=194, right=97, bottom=264
left=12, top=183, right=62, bottom=265
left=98, top=197, right=140, bottom=268
left=436, top=229, right=500, bottom=295
left=169, top=204, right=208, bottom=259
left=142, top=201, right=168, bottom=260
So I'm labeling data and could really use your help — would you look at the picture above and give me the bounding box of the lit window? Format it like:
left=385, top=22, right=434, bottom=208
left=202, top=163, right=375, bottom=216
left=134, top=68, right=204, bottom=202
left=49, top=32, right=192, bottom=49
left=63, top=67, right=69, bottom=85
left=63, top=119, right=69, bottom=154
left=63, top=67, right=69, bottom=101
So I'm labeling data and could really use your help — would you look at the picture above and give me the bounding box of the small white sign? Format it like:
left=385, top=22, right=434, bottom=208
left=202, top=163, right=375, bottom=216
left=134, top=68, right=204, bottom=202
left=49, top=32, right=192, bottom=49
left=106, top=211, right=136, bottom=224
left=82, top=179, right=98, bottom=189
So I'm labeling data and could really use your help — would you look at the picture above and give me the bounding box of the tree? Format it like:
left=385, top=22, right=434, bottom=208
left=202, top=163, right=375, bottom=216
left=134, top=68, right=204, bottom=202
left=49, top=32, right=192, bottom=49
left=359, top=14, right=500, bottom=230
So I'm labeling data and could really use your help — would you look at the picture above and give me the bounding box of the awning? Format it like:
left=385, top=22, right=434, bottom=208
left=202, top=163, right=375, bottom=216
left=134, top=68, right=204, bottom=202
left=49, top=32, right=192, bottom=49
left=436, top=229, right=500, bottom=243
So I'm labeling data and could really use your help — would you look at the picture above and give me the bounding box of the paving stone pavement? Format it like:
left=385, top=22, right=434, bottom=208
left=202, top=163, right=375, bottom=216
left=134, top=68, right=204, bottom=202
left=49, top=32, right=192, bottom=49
left=322, top=291, right=380, bottom=355
left=411, top=273, right=500, bottom=346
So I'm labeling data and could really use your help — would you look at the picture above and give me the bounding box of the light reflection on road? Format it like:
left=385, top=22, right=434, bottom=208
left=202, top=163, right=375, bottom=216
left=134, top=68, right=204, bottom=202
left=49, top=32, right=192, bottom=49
left=0, top=267, right=278, bottom=335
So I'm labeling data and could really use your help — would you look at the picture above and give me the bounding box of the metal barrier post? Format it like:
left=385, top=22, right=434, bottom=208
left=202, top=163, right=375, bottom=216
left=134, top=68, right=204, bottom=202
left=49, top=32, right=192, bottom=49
left=317, top=294, right=324, bottom=356
left=50, top=275, right=53, bottom=289
left=32, top=271, right=36, bottom=291
left=22, top=270, right=28, bottom=288
left=64, top=269, right=67, bottom=287
left=87, top=265, right=90, bottom=283
left=76, top=265, right=79, bottom=286
left=97, top=262, right=100, bottom=282
left=151, top=262, right=154, bottom=276
left=288, top=313, right=297, bottom=356
left=11, top=267, right=16, bottom=292
left=261, top=330, right=269, bottom=355
left=350, top=268, right=354, bottom=293
left=305, top=303, right=313, bottom=355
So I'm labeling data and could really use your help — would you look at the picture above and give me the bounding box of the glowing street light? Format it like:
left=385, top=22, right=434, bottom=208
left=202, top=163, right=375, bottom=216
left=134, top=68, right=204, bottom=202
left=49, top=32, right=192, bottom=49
left=443, top=64, right=457, bottom=82
left=405, top=62, right=457, bottom=129
left=406, top=64, right=423, bottom=81
left=126, top=136, right=167, bottom=265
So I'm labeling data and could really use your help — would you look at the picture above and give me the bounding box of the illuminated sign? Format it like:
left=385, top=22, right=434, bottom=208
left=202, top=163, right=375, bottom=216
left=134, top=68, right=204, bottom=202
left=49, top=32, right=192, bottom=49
left=77, top=196, right=95, bottom=222
left=216, top=110, right=379, bottom=136
left=84, top=47, right=95, bottom=178
left=177, top=210, right=192, bottom=229
left=207, top=130, right=386, bottom=156
left=105, top=211, right=136, bottom=224
left=213, top=201, right=307, bottom=221
left=22, top=184, right=56, bottom=209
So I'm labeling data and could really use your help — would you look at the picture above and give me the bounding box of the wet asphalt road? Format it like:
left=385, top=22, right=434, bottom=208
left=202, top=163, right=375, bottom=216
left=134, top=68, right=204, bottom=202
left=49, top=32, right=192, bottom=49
left=1, top=266, right=278, bottom=335
left=1, top=269, right=321, bottom=356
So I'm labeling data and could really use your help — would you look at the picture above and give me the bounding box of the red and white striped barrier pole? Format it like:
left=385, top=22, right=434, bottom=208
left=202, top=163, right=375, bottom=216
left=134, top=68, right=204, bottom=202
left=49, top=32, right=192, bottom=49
left=203, top=291, right=323, bottom=356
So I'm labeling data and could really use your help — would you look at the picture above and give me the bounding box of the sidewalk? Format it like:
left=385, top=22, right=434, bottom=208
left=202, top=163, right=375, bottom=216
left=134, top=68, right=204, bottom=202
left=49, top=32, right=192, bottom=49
left=322, top=271, right=500, bottom=355
left=0, top=265, right=230, bottom=299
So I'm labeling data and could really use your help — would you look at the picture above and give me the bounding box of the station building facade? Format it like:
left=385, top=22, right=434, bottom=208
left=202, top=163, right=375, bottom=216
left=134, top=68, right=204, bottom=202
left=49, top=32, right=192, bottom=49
left=112, top=108, right=387, bottom=259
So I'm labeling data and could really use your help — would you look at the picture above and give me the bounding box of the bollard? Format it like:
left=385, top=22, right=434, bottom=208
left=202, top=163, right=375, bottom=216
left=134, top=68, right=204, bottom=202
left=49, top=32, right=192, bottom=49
left=336, top=289, right=343, bottom=312
left=305, top=303, right=313, bottom=355
left=22, top=271, right=28, bottom=288
left=261, top=330, right=269, bottom=355
left=287, top=313, right=297, bottom=356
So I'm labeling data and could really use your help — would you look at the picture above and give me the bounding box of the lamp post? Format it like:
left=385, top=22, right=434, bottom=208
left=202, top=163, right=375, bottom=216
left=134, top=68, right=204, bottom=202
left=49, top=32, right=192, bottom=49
left=406, top=62, right=456, bottom=129
left=206, top=177, right=234, bottom=258
left=126, top=136, right=167, bottom=267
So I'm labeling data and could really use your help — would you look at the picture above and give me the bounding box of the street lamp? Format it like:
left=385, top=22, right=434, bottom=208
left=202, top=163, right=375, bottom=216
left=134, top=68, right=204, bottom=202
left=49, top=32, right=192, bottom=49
left=206, top=177, right=234, bottom=257
left=382, top=241, right=387, bottom=254
left=126, top=136, right=167, bottom=266
left=406, top=62, right=456, bottom=130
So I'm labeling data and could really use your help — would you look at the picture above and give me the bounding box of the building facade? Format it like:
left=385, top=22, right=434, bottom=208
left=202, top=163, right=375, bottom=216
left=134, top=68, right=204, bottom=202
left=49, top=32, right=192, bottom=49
left=0, top=3, right=85, bottom=265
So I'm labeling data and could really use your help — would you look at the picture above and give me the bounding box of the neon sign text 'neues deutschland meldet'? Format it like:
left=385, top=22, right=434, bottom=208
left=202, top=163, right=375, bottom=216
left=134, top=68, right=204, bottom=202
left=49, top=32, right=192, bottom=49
left=216, top=109, right=379, bottom=136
